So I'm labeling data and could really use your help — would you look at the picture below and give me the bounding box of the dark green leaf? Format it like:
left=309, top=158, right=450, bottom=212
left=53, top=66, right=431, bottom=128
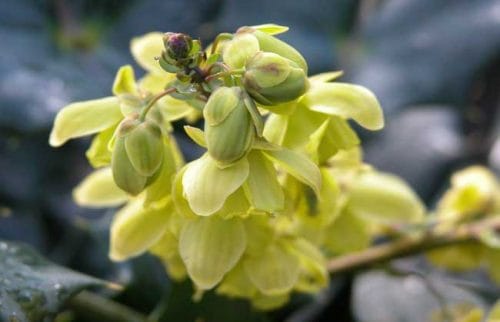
left=0, top=240, right=105, bottom=322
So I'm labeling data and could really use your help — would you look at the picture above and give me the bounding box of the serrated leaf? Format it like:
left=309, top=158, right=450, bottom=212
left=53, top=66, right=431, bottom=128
left=243, top=151, right=284, bottom=212
left=182, top=154, right=249, bottom=216
left=263, top=148, right=321, bottom=196
left=179, top=216, right=246, bottom=289
left=49, top=97, right=122, bottom=147
left=302, top=82, right=384, bottom=130
left=249, top=24, right=289, bottom=35
left=0, top=241, right=105, bottom=322
left=73, top=167, right=128, bottom=208
left=110, top=199, right=171, bottom=261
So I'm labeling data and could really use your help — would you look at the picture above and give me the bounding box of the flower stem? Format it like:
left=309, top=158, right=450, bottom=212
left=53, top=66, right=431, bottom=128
left=327, top=217, right=500, bottom=274
left=139, top=88, right=177, bottom=121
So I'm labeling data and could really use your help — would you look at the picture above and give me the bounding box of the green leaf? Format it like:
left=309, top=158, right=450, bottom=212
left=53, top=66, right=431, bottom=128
left=179, top=216, right=246, bottom=289
left=130, top=32, right=166, bottom=75
left=49, top=97, right=122, bottom=147
left=85, top=124, right=117, bottom=168
left=112, top=65, right=137, bottom=95
left=110, top=198, right=172, bottom=261
left=426, top=243, right=484, bottom=272
left=73, top=167, right=129, bottom=208
left=243, top=241, right=300, bottom=295
left=347, top=171, right=425, bottom=224
left=0, top=241, right=105, bottom=322
left=263, top=148, right=321, bottom=196
left=182, top=154, right=249, bottom=216
left=249, top=24, right=289, bottom=35
left=243, top=151, right=284, bottom=212
left=302, top=82, right=384, bottom=131
left=483, top=247, right=500, bottom=284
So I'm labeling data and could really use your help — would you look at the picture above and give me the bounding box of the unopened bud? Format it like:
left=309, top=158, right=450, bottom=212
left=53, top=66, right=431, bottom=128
left=203, top=87, right=255, bottom=165
left=222, top=33, right=260, bottom=69
left=244, top=54, right=309, bottom=105
left=124, top=120, right=164, bottom=176
left=163, top=32, right=192, bottom=60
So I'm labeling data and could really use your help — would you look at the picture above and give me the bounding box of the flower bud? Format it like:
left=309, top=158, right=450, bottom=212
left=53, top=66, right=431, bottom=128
left=163, top=32, right=192, bottom=60
left=112, top=119, right=147, bottom=195
left=111, top=117, right=164, bottom=195
left=244, top=53, right=309, bottom=106
left=237, top=27, right=308, bottom=74
left=203, top=87, right=255, bottom=165
left=124, top=120, right=164, bottom=176
left=222, top=33, right=260, bottom=69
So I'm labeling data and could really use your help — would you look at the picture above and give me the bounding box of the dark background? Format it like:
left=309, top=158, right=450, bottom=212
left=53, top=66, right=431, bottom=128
left=0, top=0, right=499, bottom=321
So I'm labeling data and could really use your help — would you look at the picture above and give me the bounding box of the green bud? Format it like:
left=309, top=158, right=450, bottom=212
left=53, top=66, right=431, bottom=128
left=222, top=33, right=260, bottom=69
left=204, top=87, right=255, bottom=165
left=124, top=120, right=164, bottom=176
left=244, top=56, right=309, bottom=105
left=112, top=119, right=147, bottom=195
left=237, top=27, right=308, bottom=74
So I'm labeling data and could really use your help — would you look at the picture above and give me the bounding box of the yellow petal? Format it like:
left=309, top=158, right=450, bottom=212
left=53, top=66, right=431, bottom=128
left=112, top=65, right=137, bottom=95
left=73, top=167, right=128, bottom=208
left=179, top=216, right=246, bottom=289
left=49, top=97, right=122, bottom=147
left=130, top=32, right=167, bottom=75
left=110, top=198, right=172, bottom=261
left=302, top=82, right=384, bottom=130
left=182, top=154, right=249, bottom=216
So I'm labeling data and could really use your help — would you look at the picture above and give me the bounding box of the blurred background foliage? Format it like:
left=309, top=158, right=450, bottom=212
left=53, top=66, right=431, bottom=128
left=0, top=0, right=499, bottom=321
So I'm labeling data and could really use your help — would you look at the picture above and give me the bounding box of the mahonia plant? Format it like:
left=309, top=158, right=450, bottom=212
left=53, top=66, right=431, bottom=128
left=49, top=24, right=500, bottom=311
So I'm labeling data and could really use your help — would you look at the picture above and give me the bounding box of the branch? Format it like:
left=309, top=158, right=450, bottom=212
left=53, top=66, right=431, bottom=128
left=327, top=217, right=500, bottom=274
left=67, top=290, right=148, bottom=322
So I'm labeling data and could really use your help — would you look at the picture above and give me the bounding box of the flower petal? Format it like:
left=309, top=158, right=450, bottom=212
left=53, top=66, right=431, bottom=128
left=182, top=154, right=249, bottom=216
left=179, top=216, right=246, bottom=289
left=302, top=82, right=384, bottom=130
left=73, top=167, right=129, bottom=208
left=110, top=198, right=172, bottom=261
left=49, top=97, right=122, bottom=147
left=130, top=32, right=167, bottom=75
left=263, top=148, right=321, bottom=196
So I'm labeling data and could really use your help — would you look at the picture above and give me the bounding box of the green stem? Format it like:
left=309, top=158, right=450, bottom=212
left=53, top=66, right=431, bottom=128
left=327, top=217, right=500, bottom=274
left=66, top=291, right=148, bottom=322
left=139, top=88, right=177, bottom=121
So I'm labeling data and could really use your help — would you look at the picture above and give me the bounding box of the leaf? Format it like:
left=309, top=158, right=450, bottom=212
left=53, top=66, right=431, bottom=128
left=112, top=65, right=137, bottom=95
left=302, top=82, right=384, bottom=131
left=347, top=171, right=425, bottom=224
left=49, top=97, right=122, bottom=147
left=179, top=216, right=246, bottom=289
left=263, top=148, right=321, bottom=196
left=0, top=241, right=105, bottom=322
left=130, top=32, right=166, bottom=75
left=243, top=241, right=300, bottom=296
left=483, top=247, right=500, bottom=284
left=85, top=124, right=117, bottom=168
left=426, top=243, right=484, bottom=272
left=249, top=24, right=289, bottom=35
left=110, top=198, right=172, bottom=261
left=73, top=167, right=129, bottom=208
left=182, top=154, right=249, bottom=216
left=243, top=151, right=284, bottom=212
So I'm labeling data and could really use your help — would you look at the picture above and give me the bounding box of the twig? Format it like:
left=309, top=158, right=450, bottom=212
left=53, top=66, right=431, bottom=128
left=327, top=217, right=500, bottom=274
left=66, top=290, right=148, bottom=322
